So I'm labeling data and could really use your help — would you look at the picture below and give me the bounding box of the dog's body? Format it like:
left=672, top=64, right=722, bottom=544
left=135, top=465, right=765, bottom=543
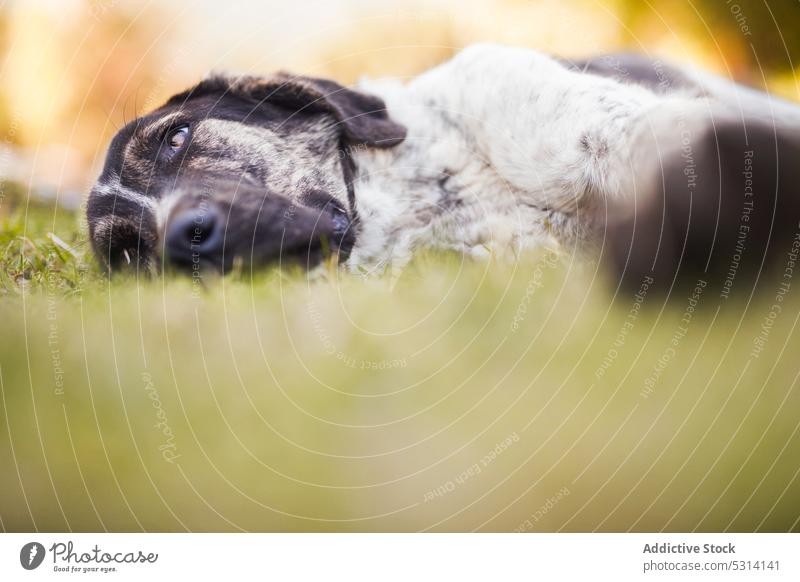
left=344, top=44, right=656, bottom=273
left=88, top=44, right=800, bottom=290
left=346, top=46, right=681, bottom=274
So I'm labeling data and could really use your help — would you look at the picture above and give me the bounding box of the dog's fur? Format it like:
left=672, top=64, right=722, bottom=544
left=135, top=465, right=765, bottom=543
left=88, top=44, right=800, bottom=291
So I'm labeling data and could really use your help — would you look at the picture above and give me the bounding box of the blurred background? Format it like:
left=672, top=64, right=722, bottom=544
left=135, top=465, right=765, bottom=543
left=0, top=0, right=798, bottom=210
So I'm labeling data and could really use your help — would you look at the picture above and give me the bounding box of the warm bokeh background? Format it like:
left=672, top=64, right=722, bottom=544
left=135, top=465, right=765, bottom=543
left=0, top=0, right=798, bottom=208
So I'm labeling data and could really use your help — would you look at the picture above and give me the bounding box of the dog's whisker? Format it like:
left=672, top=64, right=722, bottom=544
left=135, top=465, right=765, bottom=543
left=99, top=105, right=120, bottom=132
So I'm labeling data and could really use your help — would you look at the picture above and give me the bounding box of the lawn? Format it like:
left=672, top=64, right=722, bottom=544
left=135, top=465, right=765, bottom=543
left=1, top=192, right=799, bottom=532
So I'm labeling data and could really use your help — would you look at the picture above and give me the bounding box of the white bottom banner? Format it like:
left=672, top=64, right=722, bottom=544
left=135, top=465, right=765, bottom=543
left=1, top=533, right=797, bottom=581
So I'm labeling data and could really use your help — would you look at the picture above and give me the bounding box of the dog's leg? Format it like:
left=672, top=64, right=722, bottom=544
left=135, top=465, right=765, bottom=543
left=602, top=110, right=800, bottom=297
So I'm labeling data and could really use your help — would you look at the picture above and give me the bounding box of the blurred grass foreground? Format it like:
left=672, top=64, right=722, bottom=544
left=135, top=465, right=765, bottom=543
left=2, top=202, right=800, bottom=532
left=1, top=0, right=800, bottom=532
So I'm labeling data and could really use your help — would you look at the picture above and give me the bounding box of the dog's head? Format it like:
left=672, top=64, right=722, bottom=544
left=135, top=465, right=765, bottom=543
left=87, top=72, right=406, bottom=274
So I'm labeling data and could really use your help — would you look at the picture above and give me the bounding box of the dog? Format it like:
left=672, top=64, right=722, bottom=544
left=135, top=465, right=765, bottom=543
left=87, top=43, right=800, bottom=293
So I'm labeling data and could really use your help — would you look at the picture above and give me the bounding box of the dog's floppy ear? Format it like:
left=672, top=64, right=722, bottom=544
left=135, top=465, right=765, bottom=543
left=232, top=72, right=407, bottom=148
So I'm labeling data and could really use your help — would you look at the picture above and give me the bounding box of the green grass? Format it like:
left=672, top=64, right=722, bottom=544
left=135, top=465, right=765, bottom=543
left=1, top=197, right=799, bottom=532
left=0, top=189, right=96, bottom=297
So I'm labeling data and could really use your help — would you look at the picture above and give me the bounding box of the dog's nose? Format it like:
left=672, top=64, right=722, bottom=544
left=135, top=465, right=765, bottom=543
left=165, top=206, right=224, bottom=263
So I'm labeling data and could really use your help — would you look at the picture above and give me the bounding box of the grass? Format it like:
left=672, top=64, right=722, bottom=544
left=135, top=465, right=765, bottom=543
left=1, top=192, right=799, bottom=532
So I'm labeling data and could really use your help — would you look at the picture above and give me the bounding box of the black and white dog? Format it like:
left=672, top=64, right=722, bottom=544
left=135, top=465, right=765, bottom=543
left=87, top=44, right=800, bottom=292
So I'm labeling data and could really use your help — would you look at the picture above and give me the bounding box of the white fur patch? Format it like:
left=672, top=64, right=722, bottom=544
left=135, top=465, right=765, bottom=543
left=92, top=173, right=158, bottom=211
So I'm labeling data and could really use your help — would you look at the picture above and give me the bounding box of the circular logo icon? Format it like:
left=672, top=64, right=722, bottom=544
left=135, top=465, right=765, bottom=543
left=20, top=542, right=46, bottom=570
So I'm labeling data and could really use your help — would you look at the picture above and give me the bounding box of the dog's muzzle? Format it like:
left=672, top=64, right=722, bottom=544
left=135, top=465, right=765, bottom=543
left=164, top=205, right=225, bottom=266
left=162, top=183, right=351, bottom=273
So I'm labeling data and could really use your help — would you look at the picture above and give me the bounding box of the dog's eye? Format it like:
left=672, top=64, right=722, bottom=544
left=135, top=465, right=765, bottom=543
left=166, top=125, right=189, bottom=152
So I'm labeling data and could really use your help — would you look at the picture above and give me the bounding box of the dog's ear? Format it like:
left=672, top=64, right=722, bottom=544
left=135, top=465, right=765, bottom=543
left=233, top=73, right=407, bottom=148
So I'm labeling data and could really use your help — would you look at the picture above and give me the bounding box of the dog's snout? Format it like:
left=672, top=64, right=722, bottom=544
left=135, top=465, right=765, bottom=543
left=165, top=206, right=224, bottom=263
left=159, top=185, right=350, bottom=274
